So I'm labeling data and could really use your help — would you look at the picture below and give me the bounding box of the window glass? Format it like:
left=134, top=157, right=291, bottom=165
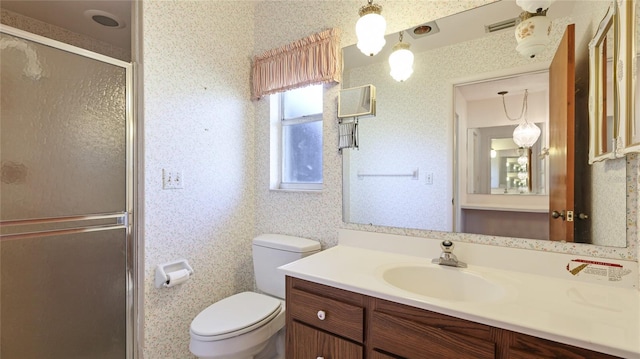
left=283, top=85, right=323, bottom=118
left=282, top=120, right=323, bottom=183
left=280, top=84, right=323, bottom=188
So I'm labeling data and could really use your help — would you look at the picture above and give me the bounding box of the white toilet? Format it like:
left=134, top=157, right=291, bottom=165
left=189, top=234, right=321, bottom=359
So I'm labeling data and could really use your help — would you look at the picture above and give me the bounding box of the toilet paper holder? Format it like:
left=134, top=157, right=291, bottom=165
left=154, top=259, right=194, bottom=288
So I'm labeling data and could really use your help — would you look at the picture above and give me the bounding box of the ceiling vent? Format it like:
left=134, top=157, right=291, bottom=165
left=485, top=18, right=519, bottom=33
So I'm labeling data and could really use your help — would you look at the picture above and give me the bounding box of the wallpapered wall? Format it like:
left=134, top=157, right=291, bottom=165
left=141, top=1, right=257, bottom=358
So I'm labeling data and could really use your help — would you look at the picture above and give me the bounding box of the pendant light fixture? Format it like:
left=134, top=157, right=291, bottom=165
left=498, top=90, right=541, bottom=148
left=388, top=31, right=414, bottom=82
left=516, top=0, right=554, bottom=13
left=514, top=11, right=551, bottom=58
left=514, top=0, right=554, bottom=59
left=356, top=0, right=386, bottom=57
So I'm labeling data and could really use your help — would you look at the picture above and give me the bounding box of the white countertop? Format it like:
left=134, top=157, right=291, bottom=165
left=279, top=244, right=640, bottom=358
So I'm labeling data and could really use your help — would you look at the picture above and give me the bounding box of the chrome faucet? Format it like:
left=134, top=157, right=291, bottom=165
left=432, top=240, right=467, bottom=268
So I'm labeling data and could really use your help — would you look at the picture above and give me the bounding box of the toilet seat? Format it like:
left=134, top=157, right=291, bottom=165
left=190, top=291, right=282, bottom=341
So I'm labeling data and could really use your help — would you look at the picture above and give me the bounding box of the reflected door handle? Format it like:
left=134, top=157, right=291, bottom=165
left=578, top=213, right=589, bottom=220
left=551, top=210, right=565, bottom=220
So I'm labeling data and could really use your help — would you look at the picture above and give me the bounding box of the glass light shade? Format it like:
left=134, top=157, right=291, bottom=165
left=517, top=172, right=528, bottom=181
left=356, top=12, right=386, bottom=56
left=515, top=14, right=551, bottom=58
left=388, top=42, right=414, bottom=82
left=517, top=155, right=528, bottom=166
left=516, top=0, right=554, bottom=13
left=513, top=122, right=541, bottom=148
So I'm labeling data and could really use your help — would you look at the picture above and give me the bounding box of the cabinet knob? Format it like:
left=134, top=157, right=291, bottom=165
left=317, top=357, right=325, bottom=359
left=317, top=310, right=326, bottom=320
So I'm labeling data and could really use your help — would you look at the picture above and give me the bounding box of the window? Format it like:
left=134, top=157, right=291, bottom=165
left=274, top=84, right=323, bottom=190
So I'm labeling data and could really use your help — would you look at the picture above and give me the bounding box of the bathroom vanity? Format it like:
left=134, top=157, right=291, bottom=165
left=279, top=233, right=639, bottom=359
left=286, top=276, right=618, bottom=358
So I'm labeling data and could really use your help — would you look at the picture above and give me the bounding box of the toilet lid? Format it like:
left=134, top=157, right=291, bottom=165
left=191, top=292, right=282, bottom=338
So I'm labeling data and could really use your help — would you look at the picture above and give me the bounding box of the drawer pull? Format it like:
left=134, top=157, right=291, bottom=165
left=317, top=310, right=326, bottom=320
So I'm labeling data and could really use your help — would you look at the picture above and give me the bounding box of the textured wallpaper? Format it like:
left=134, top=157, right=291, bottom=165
left=343, top=57, right=453, bottom=232
left=142, top=1, right=256, bottom=358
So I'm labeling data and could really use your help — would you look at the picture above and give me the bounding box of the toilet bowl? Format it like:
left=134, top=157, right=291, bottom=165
left=189, top=292, right=285, bottom=359
left=189, top=234, right=320, bottom=359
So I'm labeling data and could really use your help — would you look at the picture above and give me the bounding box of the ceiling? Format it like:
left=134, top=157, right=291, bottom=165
left=457, top=71, right=549, bottom=102
left=1, top=0, right=131, bottom=51
left=343, top=0, right=576, bottom=71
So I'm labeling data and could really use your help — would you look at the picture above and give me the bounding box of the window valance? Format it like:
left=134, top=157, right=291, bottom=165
left=251, top=28, right=342, bottom=100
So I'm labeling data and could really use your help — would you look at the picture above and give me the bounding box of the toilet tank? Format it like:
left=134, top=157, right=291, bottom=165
left=252, top=234, right=321, bottom=299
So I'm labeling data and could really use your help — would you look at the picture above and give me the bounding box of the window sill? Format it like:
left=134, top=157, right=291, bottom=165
left=270, top=188, right=323, bottom=193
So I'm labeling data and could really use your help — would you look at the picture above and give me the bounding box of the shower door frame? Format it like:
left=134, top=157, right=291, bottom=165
left=0, top=24, right=139, bottom=359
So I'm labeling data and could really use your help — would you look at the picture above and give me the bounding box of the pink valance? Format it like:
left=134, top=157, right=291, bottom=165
left=251, top=28, right=342, bottom=100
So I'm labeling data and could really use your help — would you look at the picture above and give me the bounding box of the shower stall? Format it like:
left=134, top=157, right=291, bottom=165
left=0, top=25, right=136, bottom=358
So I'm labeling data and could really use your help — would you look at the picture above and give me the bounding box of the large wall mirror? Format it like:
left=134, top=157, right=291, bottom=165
left=341, top=0, right=630, bottom=249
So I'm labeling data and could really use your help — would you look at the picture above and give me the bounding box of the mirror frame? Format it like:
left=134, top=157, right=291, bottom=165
left=588, top=1, right=623, bottom=163
left=622, top=0, right=639, bottom=153
left=338, top=84, right=377, bottom=118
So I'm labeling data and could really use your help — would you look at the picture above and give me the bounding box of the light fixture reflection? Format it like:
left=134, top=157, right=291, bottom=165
left=356, top=0, right=386, bottom=57
left=498, top=90, right=541, bottom=148
left=516, top=0, right=554, bottom=13
left=513, top=122, right=541, bottom=148
left=388, top=31, right=414, bottom=82
left=515, top=11, right=551, bottom=59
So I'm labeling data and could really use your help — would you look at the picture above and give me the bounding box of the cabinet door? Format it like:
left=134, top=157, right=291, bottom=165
left=288, top=321, right=362, bottom=359
left=370, top=350, right=402, bottom=359
left=508, top=332, right=620, bottom=359
left=370, top=311, right=495, bottom=359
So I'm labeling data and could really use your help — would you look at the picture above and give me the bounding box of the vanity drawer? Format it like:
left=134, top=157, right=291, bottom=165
left=287, top=277, right=365, bottom=343
left=373, top=297, right=494, bottom=342
left=288, top=321, right=363, bottom=359
left=506, top=331, right=621, bottom=359
left=370, top=311, right=496, bottom=359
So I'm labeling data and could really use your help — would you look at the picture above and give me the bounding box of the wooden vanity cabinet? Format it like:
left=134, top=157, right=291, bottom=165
left=286, top=276, right=365, bottom=359
left=506, top=331, right=620, bottom=359
left=369, top=297, right=497, bottom=358
left=286, top=277, right=621, bottom=359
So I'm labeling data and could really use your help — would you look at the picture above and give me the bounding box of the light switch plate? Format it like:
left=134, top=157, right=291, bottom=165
left=163, top=169, right=184, bottom=189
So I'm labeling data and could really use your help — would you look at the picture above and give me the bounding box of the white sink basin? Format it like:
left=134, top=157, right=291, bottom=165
left=381, top=264, right=506, bottom=302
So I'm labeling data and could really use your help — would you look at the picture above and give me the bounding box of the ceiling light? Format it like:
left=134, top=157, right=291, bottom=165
left=356, top=0, right=386, bottom=57
left=84, top=10, right=125, bottom=29
left=413, top=25, right=432, bottom=36
left=513, top=122, right=541, bottom=148
left=516, top=0, right=554, bottom=13
left=498, top=90, right=541, bottom=148
left=388, top=32, right=414, bottom=82
left=515, top=11, right=551, bottom=58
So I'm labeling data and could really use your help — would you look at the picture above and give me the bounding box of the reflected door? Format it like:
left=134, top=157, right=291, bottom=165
left=0, top=29, right=133, bottom=359
left=549, top=24, right=576, bottom=241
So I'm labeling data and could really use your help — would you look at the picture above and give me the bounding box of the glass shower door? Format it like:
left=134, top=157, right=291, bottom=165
left=0, top=27, right=134, bottom=359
